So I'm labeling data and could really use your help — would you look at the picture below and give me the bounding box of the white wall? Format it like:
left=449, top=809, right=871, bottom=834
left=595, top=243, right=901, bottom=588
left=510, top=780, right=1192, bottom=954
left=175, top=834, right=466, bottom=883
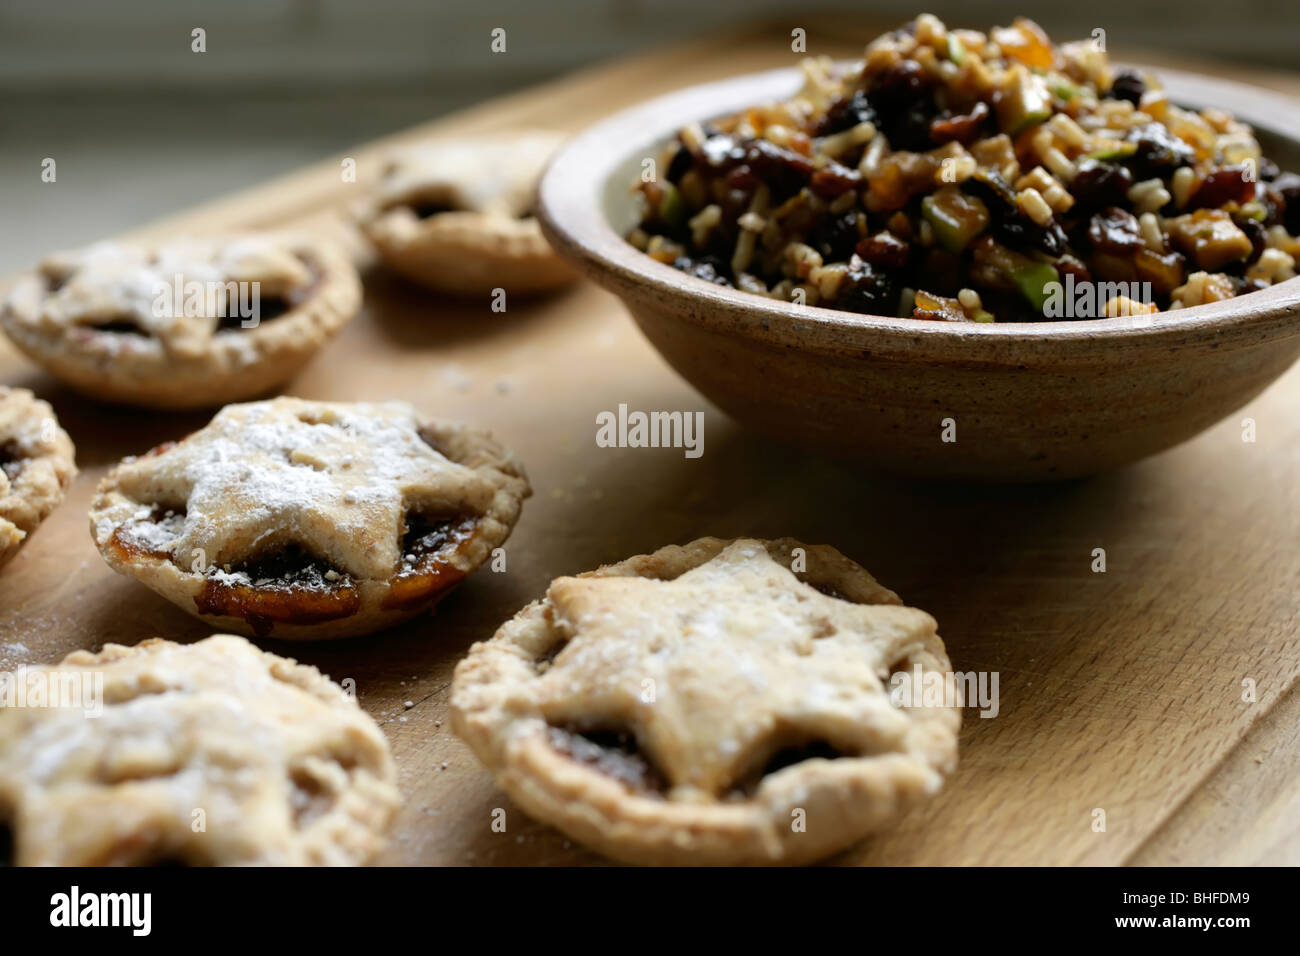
left=1, top=0, right=1295, bottom=96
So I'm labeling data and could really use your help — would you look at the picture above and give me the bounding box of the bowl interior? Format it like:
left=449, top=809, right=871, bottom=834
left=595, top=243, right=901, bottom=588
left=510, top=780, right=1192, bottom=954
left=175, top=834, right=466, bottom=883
left=557, top=62, right=1300, bottom=350
left=601, top=64, right=1300, bottom=231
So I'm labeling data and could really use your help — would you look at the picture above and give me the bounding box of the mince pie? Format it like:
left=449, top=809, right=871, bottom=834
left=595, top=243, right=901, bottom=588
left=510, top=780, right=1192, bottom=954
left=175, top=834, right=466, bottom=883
left=0, top=386, right=76, bottom=570
left=451, top=537, right=961, bottom=865
left=0, top=634, right=398, bottom=865
left=89, top=397, right=530, bottom=640
left=0, top=234, right=361, bottom=409
left=359, top=131, right=577, bottom=296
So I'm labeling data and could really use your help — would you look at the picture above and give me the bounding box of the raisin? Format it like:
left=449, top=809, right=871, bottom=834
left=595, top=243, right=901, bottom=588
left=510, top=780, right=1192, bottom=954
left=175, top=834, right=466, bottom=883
left=694, top=127, right=820, bottom=199
left=673, top=255, right=733, bottom=287
left=1258, top=157, right=1280, bottom=182
left=1041, top=221, right=1070, bottom=256
left=1269, top=172, right=1300, bottom=233
left=699, top=133, right=744, bottom=169
left=814, top=209, right=863, bottom=261
left=872, top=60, right=926, bottom=109
left=742, top=138, right=815, bottom=198
left=1070, top=159, right=1135, bottom=210
left=817, top=88, right=879, bottom=136
left=1233, top=215, right=1267, bottom=264
left=1260, top=185, right=1287, bottom=228
left=917, top=248, right=964, bottom=296
left=964, top=167, right=1018, bottom=210
left=1087, top=207, right=1145, bottom=255
left=993, top=214, right=1068, bottom=256
left=1231, top=276, right=1269, bottom=296
left=855, top=231, right=910, bottom=270
left=870, top=60, right=938, bottom=152
left=809, top=163, right=863, bottom=199
left=834, top=256, right=895, bottom=314
left=888, top=103, right=938, bottom=152
left=1108, top=69, right=1146, bottom=106
left=723, top=164, right=761, bottom=193
left=1126, top=122, right=1194, bottom=177
left=666, top=143, right=693, bottom=183
left=929, top=101, right=991, bottom=146
left=1056, top=255, right=1093, bottom=287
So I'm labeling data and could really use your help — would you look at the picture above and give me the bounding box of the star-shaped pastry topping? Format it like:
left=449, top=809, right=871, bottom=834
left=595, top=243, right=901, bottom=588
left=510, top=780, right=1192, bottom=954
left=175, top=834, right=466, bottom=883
left=34, top=237, right=313, bottom=359
left=372, top=133, right=562, bottom=220
left=99, top=398, right=496, bottom=582
left=534, top=540, right=945, bottom=798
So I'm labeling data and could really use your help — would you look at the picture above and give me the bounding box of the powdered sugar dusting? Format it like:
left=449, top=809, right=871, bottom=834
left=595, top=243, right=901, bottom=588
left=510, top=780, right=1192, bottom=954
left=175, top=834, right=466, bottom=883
left=108, top=398, right=494, bottom=582
left=33, top=237, right=311, bottom=353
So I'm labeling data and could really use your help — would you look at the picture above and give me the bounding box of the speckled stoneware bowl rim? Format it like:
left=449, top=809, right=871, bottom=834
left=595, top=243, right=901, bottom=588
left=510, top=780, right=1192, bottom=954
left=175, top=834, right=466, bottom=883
left=538, top=63, right=1300, bottom=362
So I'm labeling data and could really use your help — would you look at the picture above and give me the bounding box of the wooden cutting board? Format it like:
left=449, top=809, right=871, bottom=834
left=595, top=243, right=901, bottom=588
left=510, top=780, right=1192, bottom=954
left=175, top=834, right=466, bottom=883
left=2, top=22, right=1298, bottom=866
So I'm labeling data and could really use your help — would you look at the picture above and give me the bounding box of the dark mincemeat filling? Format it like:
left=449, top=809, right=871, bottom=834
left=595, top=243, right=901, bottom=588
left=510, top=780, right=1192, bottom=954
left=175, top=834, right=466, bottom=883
left=222, top=545, right=351, bottom=591
left=547, top=726, right=668, bottom=796
left=0, top=442, right=24, bottom=481
left=633, top=24, right=1300, bottom=323
left=547, top=724, right=860, bottom=801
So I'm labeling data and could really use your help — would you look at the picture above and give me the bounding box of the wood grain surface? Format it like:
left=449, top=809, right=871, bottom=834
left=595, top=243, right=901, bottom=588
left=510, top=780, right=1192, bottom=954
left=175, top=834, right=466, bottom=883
left=1, top=22, right=1297, bottom=866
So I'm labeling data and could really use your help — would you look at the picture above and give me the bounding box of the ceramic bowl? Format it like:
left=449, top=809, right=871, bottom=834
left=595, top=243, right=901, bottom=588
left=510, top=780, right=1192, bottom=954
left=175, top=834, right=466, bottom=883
left=537, top=65, right=1300, bottom=480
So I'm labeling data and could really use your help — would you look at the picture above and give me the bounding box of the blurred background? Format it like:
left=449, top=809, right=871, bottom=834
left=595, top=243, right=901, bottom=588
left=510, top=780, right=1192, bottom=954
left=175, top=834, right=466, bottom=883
left=2, top=0, right=1298, bottom=272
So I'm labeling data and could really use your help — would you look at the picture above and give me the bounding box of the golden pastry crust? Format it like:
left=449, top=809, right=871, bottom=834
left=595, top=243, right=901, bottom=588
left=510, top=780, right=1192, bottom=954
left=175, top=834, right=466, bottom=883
left=359, top=132, right=576, bottom=296
left=89, top=397, right=530, bottom=640
left=0, top=234, right=361, bottom=409
left=451, top=537, right=961, bottom=865
left=0, top=635, right=398, bottom=865
left=0, top=386, right=77, bottom=570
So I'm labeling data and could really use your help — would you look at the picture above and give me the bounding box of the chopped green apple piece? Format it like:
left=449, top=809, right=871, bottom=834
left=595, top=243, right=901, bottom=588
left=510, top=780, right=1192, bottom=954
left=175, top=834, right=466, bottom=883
left=1048, top=77, right=1082, bottom=101
left=1237, top=201, right=1267, bottom=222
left=947, top=34, right=967, bottom=66
left=921, top=186, right=990, bottom=253
left=1086, top=142, right=1138, bottom=161
left=1011, top=261, right=1060, bottom=313
left=998, top=67, right=1051, bottom=135
left=657, top=181, right=686, bottom=228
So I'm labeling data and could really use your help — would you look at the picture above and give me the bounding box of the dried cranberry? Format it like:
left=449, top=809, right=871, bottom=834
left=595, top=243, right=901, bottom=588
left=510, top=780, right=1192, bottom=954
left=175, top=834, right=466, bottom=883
left=1108, top=69, right=1146, bottom=106
left=929, top=101, right=991, bottom=146
left=1070, top=159, right=1135, bottom=210
left=1087, top=207, right=1144, bottom=255
left=818, top=88, right=880, bottom=136
left=855, top=231, right=910, bottom=270
left=673, top=255, right=733, bottom=287
left=1188, top=166, right=1256, bottom=211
